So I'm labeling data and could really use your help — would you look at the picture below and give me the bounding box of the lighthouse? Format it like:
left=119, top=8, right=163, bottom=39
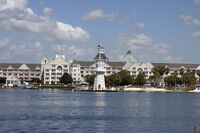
left=93, top=45, right=106, bottom=90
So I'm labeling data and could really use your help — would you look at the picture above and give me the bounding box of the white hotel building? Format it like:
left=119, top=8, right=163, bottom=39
left=1, top=46, right=200, bottom=85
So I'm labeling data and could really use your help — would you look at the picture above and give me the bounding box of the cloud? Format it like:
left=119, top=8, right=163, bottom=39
left=136, top=22, right=145, bottom=29
left=82, top=9, right=118, bottom=21
left=194, top=0, right=199, bottom=4
left=52, top=44, right=84, bottom=57
left=0, top=38, right=10, bottom=48
left=0, top=41, right=44, bottom=61
left=133, top=12, right=137, bottom=19
left=118, top=33, right=152, bottom=50
left=190, top=31, right=200, bottom=37
left=43, top=7, right=52, bottom=16
left=153, top=43, right=171, bottom=54
left=180, top=14, right=200, bottom=26
left=0, top=0, right=90, bottom=43
left=52, top=44, right=96, bottom=60
left=163, top=55, right=183, bottom=63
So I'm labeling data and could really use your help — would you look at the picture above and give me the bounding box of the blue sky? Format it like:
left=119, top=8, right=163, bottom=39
left=0, top=0, right=200, bottom=63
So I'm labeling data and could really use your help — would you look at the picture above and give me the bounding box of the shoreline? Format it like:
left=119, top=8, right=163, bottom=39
left=1, top=86, right=200, bottom=93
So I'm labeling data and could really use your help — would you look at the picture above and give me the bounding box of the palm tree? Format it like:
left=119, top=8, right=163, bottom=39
left=196, top=70, right=200, bottom=84
left=179, top=68, right=185, bottom=86
left=172, top=70, right=178, bottom=89
left=152, top=66, right=169, bottom=87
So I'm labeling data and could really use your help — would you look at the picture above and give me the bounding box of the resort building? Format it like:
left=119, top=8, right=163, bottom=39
left=1, top=46, right=200, bottom=85
left=0, top=63, right=41, bottom=82
left=5, top=74, right=21, bottom=87
left=41, top=54, right=70, bottom=84
left=123, top=62, right=154, bottom=79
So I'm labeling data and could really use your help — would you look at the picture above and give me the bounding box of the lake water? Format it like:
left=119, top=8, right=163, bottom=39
left=0, top=89, right=200, bottom=133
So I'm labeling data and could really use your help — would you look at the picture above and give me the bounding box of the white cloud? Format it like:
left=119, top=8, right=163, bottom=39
left=194, top=0, right=199, bottom=4
left=163, top=55, right=183, bottom=63
left=136, top=22, right=145, bottom=29
left=0, top=38, right=9, bottom=48
left=190, top=31, right=200, bottom=37
left=133, top=12, right=137, bottom=19
left=153, top=43, right=171, bottom=54
left=0, top=0, right=90, bottom=43
left=1, top=41, right=44, bottom=61
left=118, top=33, right=152, bottom=50
left=43, top=7, right=52, bottom=16
left=82, top=9, right=118, bottom=21
left=180, top=14, right=200, bottom=26
left=52, top=44, right=84, bottom=57
left=52, top=44, right=96, bottom=60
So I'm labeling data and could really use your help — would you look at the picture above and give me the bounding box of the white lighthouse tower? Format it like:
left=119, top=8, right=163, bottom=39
left=93, top=45, right=106, bottom=90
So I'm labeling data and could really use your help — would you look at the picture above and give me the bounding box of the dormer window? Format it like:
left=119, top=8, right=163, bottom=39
left=57, top=66, right=62, bottom=71
left=137, top=68, right=143, bottom=72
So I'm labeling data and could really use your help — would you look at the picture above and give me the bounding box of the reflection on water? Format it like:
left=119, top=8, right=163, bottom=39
left=0, top=89, right=200, bottom=133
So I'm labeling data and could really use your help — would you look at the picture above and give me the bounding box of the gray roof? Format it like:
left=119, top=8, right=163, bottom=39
left=152, top=63, right=200, bottom=69
left=72, top=61, right=95, bottom=67
left=0, top=63, right=41, bottom=70
left=0, top=63, right=22, bottom=69
left=106, top=61, right=126, bottom=68
left=72, top=60, right=126, bottom=68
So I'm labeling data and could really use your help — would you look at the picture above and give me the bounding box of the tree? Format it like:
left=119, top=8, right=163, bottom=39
left=179, top=68, right=185, bottom=86
left=105, top=70, right=134, bottom=86
left=151, top=66, right=169, bottom=86
left=85, top=75, right=95, bottom=85
left=31, top=78, right=41, bottom=84
left=183, top=71, right=196, bottom=86
left=117, top=70, right=134, bottom=86
left=0, top=77, right=6, bottom=84
left=60, top=73, right=73, bottom=84
left=105, top=73, right=122, bottom=86
left=164, top=75, right=181, bottom=86
left=197, top=70, right=200, bottom=84
left=134, top=72, right=146, bottom=86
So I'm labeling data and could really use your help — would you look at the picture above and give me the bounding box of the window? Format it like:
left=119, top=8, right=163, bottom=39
left=106, top=67, right=111, bottom=70
left=46, top=73, right=49, bottom=76
left=52, top=65, right=56, bottom=67
left=132, top=71, right=136, bottom=74
left=137, top=68, right=143, bottom=72
left=51, top=73, right=55, bottom=75
left=46, top=69, right=49, bottom=72
left=57, top=66, right=62, bottom=70
left=133, top=67, right=136, bottom=70
left=52, top=69, right=56, bottom=72
left=64, top=65, right=67, bottom=67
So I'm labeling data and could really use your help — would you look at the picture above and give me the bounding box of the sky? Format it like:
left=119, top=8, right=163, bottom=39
left=0, top=0, right=200, bottom=63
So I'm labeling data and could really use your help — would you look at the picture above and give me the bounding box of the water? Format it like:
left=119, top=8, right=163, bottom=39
left=0, top=89, right=200, bottom=133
